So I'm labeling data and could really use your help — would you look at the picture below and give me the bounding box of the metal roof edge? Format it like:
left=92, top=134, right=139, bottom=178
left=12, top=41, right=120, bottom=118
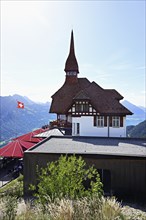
left=24, top=151, right=146, bottom=158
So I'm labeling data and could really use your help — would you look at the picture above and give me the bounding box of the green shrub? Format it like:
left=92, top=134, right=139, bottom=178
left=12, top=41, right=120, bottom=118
left=30, top=155, right=103, bottom=204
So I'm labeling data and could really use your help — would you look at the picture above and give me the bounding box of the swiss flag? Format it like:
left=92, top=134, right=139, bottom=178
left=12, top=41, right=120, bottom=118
left=17, top=101, right=24, bottom=109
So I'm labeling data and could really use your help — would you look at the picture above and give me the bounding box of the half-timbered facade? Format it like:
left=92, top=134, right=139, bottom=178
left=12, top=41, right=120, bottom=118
left=49, top=31, right=132, bottom=137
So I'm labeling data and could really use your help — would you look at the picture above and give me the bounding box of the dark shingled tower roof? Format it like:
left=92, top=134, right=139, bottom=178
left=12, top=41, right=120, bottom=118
left=64, top=30, right=79, bottom=73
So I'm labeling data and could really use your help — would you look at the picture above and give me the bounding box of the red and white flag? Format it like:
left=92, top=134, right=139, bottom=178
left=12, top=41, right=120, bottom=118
left=17, top=101, right=24, bottom=109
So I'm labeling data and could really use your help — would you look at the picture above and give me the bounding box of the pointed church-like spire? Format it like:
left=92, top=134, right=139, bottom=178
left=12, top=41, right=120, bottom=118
left=64, top=30, right=79, bottom=73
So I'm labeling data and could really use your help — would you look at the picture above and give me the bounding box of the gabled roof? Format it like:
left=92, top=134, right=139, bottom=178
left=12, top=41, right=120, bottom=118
left=50, top=78, right=91, bottom=114
left=50, top=79, right=132, bottom=115
left=105, top=89, right=123, bottom=100
left=83, top=82, right=132, bottom=115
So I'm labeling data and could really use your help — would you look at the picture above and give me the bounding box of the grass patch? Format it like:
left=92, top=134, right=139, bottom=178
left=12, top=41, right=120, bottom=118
left=0, top=175, right=23, bottom=198
left=0, top=196, right=146, bottom=220
left=0, top=177, right=145, bottom=220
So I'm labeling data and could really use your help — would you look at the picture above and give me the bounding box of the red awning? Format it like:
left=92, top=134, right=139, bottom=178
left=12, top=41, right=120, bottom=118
left=0, top=140, right=35, bottom=158
left=13, top=129, right=44, bottom=143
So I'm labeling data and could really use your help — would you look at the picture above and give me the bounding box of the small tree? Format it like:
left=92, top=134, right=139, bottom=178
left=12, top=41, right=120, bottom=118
left=30, top=155, right=103, bottom=204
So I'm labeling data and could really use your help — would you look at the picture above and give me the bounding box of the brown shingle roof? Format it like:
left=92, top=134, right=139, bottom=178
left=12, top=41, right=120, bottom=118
left=50, top=78, right=91, bottom=114
left=83, top=82, right=132, bottom=115
left=105, top=89, right=123, bottom=100
left=50, top=78, right=132, bottom=115
left=64, top=31, right=79, bottom=73
left=73, top=90, right=90, bottom=100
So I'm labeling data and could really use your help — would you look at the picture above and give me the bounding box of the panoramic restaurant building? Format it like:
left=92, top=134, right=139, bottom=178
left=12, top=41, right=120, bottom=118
left=49, top=31, right=132, bottom=137
left=24, top=32, right=146, bottom=201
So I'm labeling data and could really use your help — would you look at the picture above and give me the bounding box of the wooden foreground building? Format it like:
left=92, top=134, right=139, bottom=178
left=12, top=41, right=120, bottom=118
left=24, top=134, right=146, bottom=201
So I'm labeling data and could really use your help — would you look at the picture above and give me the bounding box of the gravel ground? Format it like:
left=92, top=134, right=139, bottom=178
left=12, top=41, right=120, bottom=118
left=121, top=204, right=146, bottom=220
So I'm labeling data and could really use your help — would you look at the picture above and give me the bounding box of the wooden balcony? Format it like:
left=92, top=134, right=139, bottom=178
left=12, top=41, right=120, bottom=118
left=50, top=120, right=72, bottom=128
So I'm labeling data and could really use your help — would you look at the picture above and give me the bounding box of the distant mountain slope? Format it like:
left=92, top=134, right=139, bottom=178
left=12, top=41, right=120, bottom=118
left=122, top=100, right=146, bottom=125
left=0, top=95, right=55, bottom=142
left=1, top=96, right=145, bottom=142
left=139, top=106, right=146, bottom=112
left=127, top=120, right=146, bottom=138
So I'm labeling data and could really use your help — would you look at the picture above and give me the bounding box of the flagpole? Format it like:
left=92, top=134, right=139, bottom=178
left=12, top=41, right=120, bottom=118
left=15, top=100, right=18, bottom=139
left=15, top=100, right=25, bottom=139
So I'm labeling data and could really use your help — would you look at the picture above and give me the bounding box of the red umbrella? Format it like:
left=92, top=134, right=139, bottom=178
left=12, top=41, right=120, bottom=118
left=0, top=140, right=35, bottom=158
left=13, top=129, right=44, bottom=143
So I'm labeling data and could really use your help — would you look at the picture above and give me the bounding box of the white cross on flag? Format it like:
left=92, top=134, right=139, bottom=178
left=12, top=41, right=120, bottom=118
left=17, top=101, right=24, bottom=109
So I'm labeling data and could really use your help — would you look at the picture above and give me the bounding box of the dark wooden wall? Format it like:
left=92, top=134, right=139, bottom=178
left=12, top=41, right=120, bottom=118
left=24, top=153, right=146, bottom=201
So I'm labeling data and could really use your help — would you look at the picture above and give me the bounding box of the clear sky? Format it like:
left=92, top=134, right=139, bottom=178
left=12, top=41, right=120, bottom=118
left=1, top=0, right=145, bottom=107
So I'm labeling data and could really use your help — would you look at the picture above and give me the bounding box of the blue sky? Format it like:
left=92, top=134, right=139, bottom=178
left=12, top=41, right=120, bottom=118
left=1, top=1, right=145, bottom=106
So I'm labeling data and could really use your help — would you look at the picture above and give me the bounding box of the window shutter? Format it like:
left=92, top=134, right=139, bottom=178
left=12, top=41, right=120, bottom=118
left=93, top=116, right=96, bottom=126
left=104, top=116, right=107, bottom=127
left=109, top=116, right=112, bottom=127
left=120, top=116, right=123, bottom=127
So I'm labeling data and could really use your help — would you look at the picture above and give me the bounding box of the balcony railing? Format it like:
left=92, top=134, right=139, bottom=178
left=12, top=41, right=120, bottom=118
left=50, top=120, right=72, bottom=128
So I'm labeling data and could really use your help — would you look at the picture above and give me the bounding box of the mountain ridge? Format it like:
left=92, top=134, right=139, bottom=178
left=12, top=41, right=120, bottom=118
left=126, top=120, right=146, bottom=138
left=0, top=95, right=145, bottom=142
left=121, top=100, right=146, bottom=126
left=0, top=94, right=55, bottom=142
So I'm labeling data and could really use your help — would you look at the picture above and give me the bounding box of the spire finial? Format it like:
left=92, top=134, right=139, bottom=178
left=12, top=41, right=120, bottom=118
left=70, top=30, right=74, bottom=53
left=64, top=31, right=79, bottom=73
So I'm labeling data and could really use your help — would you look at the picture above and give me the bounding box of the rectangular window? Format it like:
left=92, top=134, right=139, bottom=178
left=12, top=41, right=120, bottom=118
left=77, top=123, right=80, bottom=135
left=97, top=116, right=104, bottom=127
left=59, top=115, right=66, bottom=120
left=83, top=104, right=89, bottom=112
left=76, top=104, right=81, bottom=112
left=75, top=102, right=89, bottom=112
left=112, top=116, right=120, bottom=127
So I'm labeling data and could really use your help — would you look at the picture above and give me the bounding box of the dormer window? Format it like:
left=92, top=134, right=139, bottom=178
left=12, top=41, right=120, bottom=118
left=75, top=101, right=89, bottom=112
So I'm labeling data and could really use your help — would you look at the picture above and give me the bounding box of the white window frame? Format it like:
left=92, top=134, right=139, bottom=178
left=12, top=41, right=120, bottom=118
left=112, top=116, right=120, bottom=128
left=97, top=116, right=104, bottom=127
left=75, top=102, right=89, bottom=112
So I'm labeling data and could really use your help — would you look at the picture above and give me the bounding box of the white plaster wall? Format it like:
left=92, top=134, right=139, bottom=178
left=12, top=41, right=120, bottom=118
left=109, top=127, right=126, bottom=137
left=109, top=117, right=126, bottom=137
left=67, top=115, right=72, bottom=123
left=72, top=116, right=126, bottom=137
left=72, top=116, right=108, bottom=137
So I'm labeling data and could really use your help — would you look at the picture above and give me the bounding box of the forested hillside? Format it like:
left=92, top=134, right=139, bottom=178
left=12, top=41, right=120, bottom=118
left=126, top=120, right=146, bottom=138
left=0, top=94, right=55, bottom=142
